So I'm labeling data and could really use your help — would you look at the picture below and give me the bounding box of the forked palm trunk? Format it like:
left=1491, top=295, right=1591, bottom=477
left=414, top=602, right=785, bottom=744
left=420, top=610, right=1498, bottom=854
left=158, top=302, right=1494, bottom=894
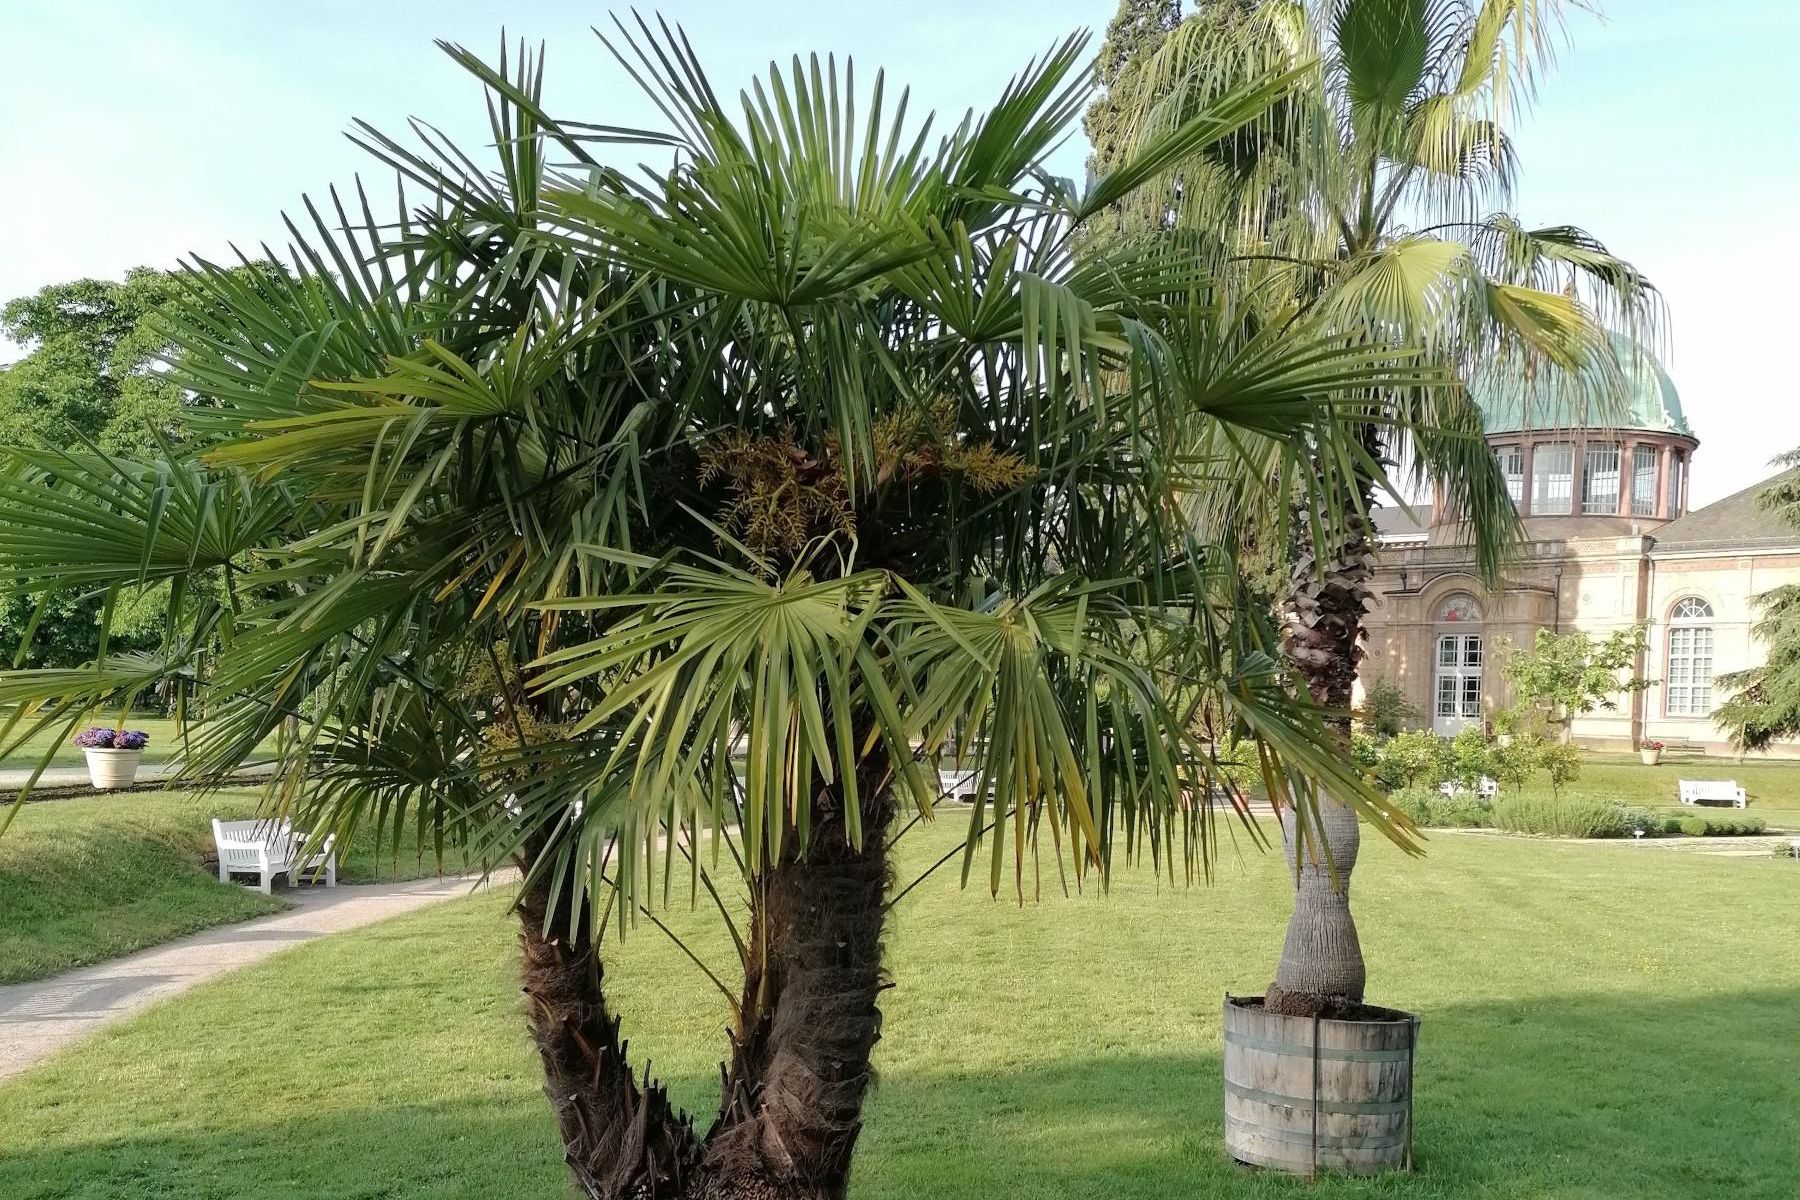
left=1266, top=441, right=1377, bottom=1017
left=517, top=761, right=896, bottom=1200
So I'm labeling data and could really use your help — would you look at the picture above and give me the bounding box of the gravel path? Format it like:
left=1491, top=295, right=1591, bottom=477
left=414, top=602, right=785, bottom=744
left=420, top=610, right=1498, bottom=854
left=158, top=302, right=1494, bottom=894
left=0, top=872, right=506, bottom=1081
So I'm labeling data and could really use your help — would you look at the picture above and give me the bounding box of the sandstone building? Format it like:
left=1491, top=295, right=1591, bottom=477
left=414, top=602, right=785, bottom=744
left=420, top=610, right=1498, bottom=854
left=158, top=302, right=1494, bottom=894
left=1363, top=343, right=1800, bottom=755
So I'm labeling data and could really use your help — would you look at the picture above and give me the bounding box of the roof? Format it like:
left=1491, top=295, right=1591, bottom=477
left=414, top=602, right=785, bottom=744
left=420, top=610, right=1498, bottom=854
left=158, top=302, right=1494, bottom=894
left=1653, top=467, right=1800, bottom=552
left=1471, top=333, right=1691, bottom=438
left=1371, top=505, right=1431, bottom=541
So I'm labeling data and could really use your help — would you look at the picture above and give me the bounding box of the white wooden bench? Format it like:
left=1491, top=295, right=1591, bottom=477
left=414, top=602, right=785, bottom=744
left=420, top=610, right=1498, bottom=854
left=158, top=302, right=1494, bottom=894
left=212, top=818, right=337, bottom=894
left=1678, top=779, right=1747, bottom=809
left=1439, top=775, right=1500, bottom=800
left=937, top=765, right=987, bottom=803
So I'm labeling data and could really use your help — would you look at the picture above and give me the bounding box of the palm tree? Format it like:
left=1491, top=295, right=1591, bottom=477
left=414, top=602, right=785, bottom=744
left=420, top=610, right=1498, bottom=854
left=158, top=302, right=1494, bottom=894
left=0, top=22, right=1433, bottom=1198
left=1119, top=0, right=1663, bottom=1016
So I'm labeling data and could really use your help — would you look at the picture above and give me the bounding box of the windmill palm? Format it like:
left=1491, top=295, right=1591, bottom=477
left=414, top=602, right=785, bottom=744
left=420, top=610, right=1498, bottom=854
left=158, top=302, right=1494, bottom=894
left=0, top=21, right=1436, bottom=1198
left=1120, top=0, right=1663, bottom=1016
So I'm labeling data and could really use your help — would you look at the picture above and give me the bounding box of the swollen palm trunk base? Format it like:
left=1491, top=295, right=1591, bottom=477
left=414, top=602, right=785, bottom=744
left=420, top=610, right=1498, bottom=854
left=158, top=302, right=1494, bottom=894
left=1265, top=797, right=1365, bottom=1016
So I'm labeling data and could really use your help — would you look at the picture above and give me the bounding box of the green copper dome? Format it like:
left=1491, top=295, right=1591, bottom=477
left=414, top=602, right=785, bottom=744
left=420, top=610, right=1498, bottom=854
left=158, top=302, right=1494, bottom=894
left=1470, top=334, right=1690, bottom=437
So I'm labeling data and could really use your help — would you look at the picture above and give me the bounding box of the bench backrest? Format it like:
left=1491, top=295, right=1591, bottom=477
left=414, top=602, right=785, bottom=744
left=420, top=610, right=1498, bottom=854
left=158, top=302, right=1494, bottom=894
left=212, top=818, right=295, bottom=869
left=1678, top=780, right=1742, bottom=800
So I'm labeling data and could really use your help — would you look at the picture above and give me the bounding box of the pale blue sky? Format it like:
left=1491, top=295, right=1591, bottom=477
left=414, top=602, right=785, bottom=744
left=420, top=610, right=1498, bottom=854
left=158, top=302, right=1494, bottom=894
left=4, top=1, right=1795, bottom=504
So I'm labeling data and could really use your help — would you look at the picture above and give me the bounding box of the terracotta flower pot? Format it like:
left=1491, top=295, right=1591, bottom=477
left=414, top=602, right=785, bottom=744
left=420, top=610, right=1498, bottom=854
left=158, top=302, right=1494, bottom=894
left=84, top=747, right=143, bottom=789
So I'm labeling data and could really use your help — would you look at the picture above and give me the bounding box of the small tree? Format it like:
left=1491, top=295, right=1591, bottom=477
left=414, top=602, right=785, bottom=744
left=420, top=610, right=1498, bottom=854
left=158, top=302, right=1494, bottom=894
left=1501, top=626, right=1653, bottom=739
left=1489, top=733, right=1544, bottom=791
left=1445, top=727, right=1495, bottom=789
left=1373, top=729, right=1448, bottom=791
left=1538, top=742, right=1582, bottom=797
left=1359, top=676, right=1420, bottom=741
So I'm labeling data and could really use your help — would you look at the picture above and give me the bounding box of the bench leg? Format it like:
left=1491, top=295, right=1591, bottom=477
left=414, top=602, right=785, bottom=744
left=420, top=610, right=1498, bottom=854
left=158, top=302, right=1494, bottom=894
left=326, top=857, right=337, bottom=887
left=258, top=870, right=273, bottom=895
left=218, top=862, right=230, bottom=884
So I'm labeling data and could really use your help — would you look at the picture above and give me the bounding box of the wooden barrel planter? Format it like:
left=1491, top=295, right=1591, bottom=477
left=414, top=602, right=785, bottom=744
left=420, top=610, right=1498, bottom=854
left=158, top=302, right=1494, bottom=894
left=1222, top=994, right=1418, bottom=1176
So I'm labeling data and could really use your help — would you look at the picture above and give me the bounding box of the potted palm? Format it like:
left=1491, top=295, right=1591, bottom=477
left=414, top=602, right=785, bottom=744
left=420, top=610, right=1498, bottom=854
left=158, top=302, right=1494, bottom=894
left=74, top=727, right=149, bottom=789
left=1112, top=0, right=1660, bottom=1178
left=1640, top=739, right=1664, bottom=767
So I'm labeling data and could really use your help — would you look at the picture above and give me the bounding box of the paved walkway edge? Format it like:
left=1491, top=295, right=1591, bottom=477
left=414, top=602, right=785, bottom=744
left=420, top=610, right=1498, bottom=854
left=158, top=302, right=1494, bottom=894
left=0, top=871, right=514, bottom=1081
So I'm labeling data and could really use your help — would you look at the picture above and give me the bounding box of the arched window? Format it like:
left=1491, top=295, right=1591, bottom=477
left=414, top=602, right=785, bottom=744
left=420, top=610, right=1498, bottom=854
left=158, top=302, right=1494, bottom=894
left=1671, top=597, right=1712, bottom=621
left=1437, top=593, right=1483, bottom=623
left=1666, top=597, right=1714, bottom=717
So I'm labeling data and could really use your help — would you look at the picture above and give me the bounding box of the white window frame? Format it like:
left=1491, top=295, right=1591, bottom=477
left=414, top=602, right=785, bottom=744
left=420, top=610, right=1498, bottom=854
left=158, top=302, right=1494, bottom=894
left=1665, top=597, right=1714, bottom=717
left=1582, top=442, right=1620, bottom=515
left=1666, top=451, right=1685, bottom=517
left=1532, top=442, right=1574, bottom=515
left=1434, top=632, right=1484, bottom=731
left=1631, top=445, right=1657, bottom=517
left=1496, top=445, right=1524, bottom=508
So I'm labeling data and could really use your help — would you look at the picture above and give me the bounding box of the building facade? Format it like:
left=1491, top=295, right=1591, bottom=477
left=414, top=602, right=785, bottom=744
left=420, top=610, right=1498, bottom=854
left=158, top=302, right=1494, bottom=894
left=1361, top=343, right=1800, bottom=756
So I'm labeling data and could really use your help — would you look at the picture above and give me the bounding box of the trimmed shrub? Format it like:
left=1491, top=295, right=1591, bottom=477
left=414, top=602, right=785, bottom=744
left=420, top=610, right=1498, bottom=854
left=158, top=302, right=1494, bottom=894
left=1384, top=785, right=1437, bottom=825
left=1493, top=794, right=1634, bottom=839
left=1382, top=784, right=1492, bottom=829
left=1433, top=794, right=1494, bottom=828
left=1676, top=815, right=1768, bottom=837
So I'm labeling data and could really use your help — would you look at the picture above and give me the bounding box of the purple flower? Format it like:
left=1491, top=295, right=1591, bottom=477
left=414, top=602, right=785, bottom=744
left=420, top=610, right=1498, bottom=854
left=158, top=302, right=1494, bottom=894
left=73, top=727, right=150, bottom=750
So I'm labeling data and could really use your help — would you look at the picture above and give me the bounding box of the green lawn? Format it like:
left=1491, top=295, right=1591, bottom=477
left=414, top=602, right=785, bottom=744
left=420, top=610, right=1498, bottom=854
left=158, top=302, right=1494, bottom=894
left=0, top=790, right=475, bottom=984
left=1514, top=753, right=1800, bottom=830
left=0, top=714, right=287, bottom=771
left=2, top=821, right=1795, bottom=1198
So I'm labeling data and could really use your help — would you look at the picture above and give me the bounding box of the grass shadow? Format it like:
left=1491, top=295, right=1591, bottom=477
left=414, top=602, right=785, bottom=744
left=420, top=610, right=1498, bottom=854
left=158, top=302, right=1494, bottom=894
left=2, top=987, right=1794, bottom=1199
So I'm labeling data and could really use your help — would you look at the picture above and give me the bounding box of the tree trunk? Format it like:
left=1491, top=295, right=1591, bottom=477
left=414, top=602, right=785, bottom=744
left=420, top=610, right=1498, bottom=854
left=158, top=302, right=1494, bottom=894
left=1264, top=796, right=1365, bottom=1015
left=700, top=760, right=896, bottom=1200
left=1267, top=435, right=1378, bottom=1017
left=517, top=760, right=897, bottom=1200
left=518, top=861, right=701, bottom=1199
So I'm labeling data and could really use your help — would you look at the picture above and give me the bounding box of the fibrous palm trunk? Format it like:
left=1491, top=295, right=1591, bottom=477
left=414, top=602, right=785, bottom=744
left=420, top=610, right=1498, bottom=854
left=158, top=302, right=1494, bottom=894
left=1266, top=439, right=1377, bottom=1017
left=517, top=761, right=896, bottom=1200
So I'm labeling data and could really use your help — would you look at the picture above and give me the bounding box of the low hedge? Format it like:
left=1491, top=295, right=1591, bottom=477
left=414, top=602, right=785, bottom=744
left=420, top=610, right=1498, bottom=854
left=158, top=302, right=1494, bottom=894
left=1486, top=794, right=1769, bottom=839
left=1493, top=794, right=1636, bottom=839
left=1677, top=815, right=1767, bottom=837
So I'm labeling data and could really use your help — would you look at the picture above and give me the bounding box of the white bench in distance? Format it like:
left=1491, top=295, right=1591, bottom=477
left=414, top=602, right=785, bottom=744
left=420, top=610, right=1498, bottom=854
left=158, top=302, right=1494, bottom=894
left=1678, top=779, right=1747, bottom=809
left=937, top=765, right=988, bottom=804
left=1439, top=775, right=1500, bottom=799
left=212, top=818, right=338, bottom=894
